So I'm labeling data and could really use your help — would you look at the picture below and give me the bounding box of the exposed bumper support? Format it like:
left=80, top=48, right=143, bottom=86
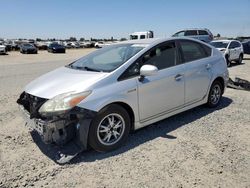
left=17, top=92, right=97, bottom=164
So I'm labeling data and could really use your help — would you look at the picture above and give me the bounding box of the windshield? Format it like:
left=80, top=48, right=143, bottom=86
left=50, top=43, right=62, bottom=47
left=210, top=41, right=229, bottom=48
left=67, top=44, right=144, bottom=72
left=23, top=43, right=33, bottom=47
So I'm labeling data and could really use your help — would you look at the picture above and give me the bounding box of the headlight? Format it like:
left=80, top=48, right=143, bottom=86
left=39, top=91, right=91, bottom=115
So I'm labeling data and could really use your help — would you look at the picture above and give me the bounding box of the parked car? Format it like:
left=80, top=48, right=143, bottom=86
left=242, top=40, right=250, bottom=54
left=0, top=42, right=6, bottom=54
left=20, top=43, right=37, bottom=54
left=70, top=42, right=81, bottom=48
left=47, top=43, right=66, bottom=53
left=172, top=28, right=213, bottom=43
left=3, top=41, right=12, bottom=51
left=94, top=41, right=112, bottom=48
left=80, top=41, right=94, bottom=48
left=210, top=40, right=244, bottom=67
left=36, top=42, right=48, bottom=50
left=17, top=38, right=228, bottom=163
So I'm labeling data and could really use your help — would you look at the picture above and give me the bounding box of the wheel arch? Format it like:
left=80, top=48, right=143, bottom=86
left=100, top=101, right=135, bottom=131
left=212, top=76, right=225, bottom=94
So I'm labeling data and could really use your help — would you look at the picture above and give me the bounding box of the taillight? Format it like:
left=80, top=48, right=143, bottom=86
left=209, top=34, right=213, bottom=40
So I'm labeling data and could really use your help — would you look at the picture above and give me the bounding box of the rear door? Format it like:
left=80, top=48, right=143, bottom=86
left=178, top=39, right=212, bottom=104
left=198, top=30, right=209, bottom=42
left=234, top=41, right=242, bottom=58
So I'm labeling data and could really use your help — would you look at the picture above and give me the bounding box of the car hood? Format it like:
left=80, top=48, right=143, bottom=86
left=25, top=66, right=108, bottom=99
left=217, top=48, right=226, bottom=51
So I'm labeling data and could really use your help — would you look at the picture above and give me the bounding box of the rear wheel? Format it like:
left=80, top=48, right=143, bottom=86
left=207, top=81, right=223, bottom=108
left=88, top=104, right=131, bottom=152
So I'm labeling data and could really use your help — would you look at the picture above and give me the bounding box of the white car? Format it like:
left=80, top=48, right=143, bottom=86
left=210, top=40, right=244, bottom=67
left=0, top=42, right=6, bottom=54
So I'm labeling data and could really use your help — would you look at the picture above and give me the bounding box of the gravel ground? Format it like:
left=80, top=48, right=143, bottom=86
left=0, top=50, right=249, bottom=188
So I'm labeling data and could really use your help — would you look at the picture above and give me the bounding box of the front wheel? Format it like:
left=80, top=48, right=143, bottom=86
left=88, top=104, right=131, bottom=152
left=225, top=55, right=231, bottom=67
left=207, top=81, right=223, bottom=108
left=236, top=54, right=243, bottom=64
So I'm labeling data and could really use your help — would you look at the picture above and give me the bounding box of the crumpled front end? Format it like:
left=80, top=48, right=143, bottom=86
left=17, top=92, right=96, bottom=164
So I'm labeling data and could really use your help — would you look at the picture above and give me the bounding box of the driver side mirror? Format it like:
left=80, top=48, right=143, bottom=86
left=139, top=64, right=158, bottom=82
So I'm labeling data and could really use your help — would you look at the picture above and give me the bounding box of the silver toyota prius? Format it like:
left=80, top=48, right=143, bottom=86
left=17, top=38, right=229, bottom=163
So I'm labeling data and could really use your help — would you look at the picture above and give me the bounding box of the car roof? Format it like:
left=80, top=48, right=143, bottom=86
left=116, top=37, right=211, bottom=49
left=211, top=40, right=239, bottom=43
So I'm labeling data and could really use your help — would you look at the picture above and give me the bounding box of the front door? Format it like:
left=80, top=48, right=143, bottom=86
left=137, top=41, right=185, bottom=121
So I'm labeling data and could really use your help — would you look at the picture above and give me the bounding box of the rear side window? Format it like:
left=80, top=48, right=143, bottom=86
left=198, top=30, right=208, bottom=35
left=179, top=40, right=210, bottom=62
left=173, top=31, right=185, bottom=37
left=185, top=30, right=198, bottom=36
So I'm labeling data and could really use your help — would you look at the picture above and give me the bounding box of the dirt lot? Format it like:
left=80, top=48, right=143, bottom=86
left=0, top=50, right=249, bottom=188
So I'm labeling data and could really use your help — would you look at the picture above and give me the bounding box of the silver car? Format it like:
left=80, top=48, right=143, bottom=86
left=17, top=38, right=229, bottom=163
left=172, top=28, right=214, bottom=43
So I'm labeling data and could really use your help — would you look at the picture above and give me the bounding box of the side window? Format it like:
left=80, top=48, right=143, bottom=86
left=142, top=42, right=177, bottom=70
left=174, top=31, right=185, bottom=37
left=118, top=61, right=141, bottom=81
left=179, top=40, right=208, bottom=62
left=202, top=44, right=212, bottom=56
left=185, top=30, right=198, bottom=36
left=118, top=42, right=178, bottom=81
left=229, top=42, right=237, bottom=49
left=140, top=35, right=146, bottom=39
left=235, top=42, right=241, bottom=48
left=198, top=30, right=208, bottom=35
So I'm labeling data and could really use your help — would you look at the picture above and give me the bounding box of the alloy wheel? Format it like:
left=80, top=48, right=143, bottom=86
left=97, top=113, right=125, bottom=146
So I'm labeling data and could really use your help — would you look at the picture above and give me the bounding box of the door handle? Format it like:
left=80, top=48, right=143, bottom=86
left=205, top=64, right=211, bottom=70
left=175, top=74, right=183, bottom=81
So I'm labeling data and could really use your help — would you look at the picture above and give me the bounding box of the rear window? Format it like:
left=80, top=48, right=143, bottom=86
left=198, top=30, right=208, bottom=35
left=179, top=40, right=210, bottom=62
left=185, top=30, right=198, bottom=36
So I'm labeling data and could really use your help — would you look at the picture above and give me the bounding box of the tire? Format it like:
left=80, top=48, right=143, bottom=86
left=236, top=54, right=243, bottom=64
left=225, top=55, right=231, bottom=67
left=207, top=81, right=223, bottom=108
left=88, top=104, right=131, bottom=152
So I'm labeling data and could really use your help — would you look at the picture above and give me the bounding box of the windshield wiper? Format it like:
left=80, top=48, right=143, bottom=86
left=83, top=66, right=101, bottom=72
left=66, top=64, right=101, bottom=72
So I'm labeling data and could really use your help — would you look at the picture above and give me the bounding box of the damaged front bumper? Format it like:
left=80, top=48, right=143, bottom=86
left=17, top=92, right=96, bottom=164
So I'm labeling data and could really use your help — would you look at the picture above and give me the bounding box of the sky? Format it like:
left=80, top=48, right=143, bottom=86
left=0, top=0, right=250, bottom=40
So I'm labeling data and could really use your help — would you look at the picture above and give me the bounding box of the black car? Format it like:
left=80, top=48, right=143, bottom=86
left=47, top=43, right=66, bottom=53
left=242, top=40, right=250, bottom=54
left=20, top=43, right=37, bottom=54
